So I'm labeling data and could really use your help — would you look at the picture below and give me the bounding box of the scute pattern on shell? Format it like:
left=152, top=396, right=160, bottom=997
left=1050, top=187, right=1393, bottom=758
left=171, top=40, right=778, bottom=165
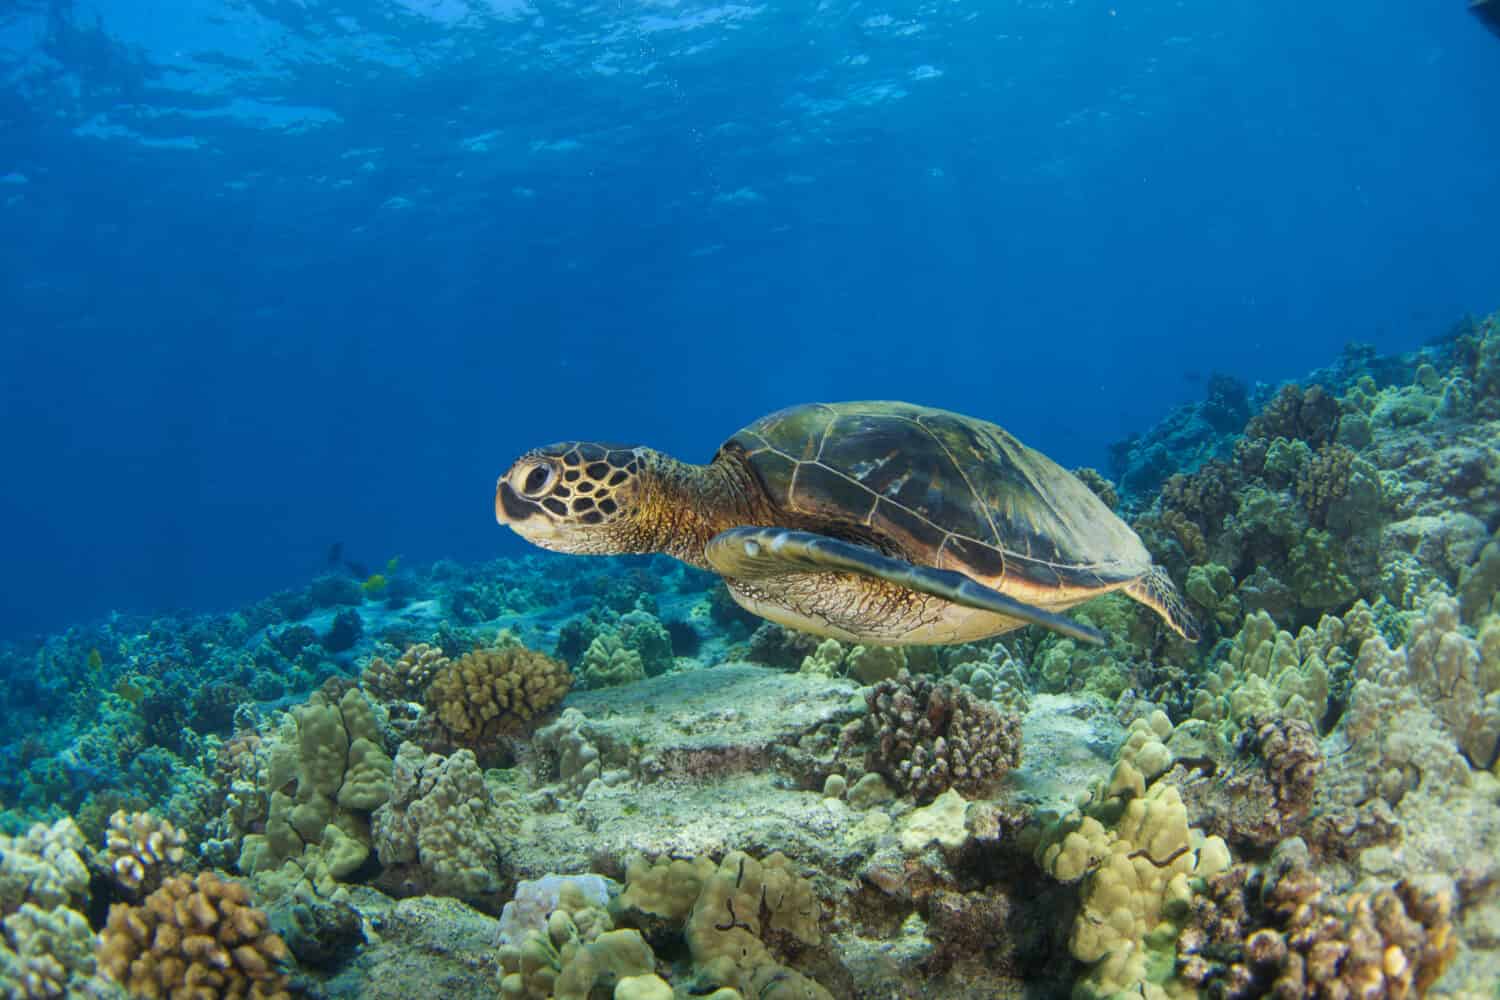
left=727, top=401, right=1151, bottom=592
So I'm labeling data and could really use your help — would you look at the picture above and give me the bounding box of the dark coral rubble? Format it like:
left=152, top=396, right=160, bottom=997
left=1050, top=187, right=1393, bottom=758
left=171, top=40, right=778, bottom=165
left=2, top=312, right=1499, bottom=997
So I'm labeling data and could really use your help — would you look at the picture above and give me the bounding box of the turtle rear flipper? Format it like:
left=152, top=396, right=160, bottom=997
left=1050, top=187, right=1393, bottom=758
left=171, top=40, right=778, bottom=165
left=706, top=526, right=1105, bottom=646
left=1124, top=565, right=1200, bottom=642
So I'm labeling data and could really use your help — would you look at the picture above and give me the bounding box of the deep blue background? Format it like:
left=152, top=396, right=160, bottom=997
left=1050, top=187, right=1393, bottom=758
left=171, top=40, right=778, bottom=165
left=1, top=0, right=1497, bottom=639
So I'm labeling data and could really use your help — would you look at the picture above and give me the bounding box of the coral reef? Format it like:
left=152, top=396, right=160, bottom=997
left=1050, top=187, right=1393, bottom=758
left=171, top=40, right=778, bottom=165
left=1350, top=594, right=1500, bottom=770
left=1037, top=775, right=1232, bottom=999
left=497, top=880, right=654, bottom=999
left=577, top=631, right=646, bottom=688
left=1191, top=605, right=1377, bottom=731
left=614, top=850, right=831, bottom=999
left=1071, top=466, right=1119, bottom=509
left=6, top=311, right=1500, bottom=1000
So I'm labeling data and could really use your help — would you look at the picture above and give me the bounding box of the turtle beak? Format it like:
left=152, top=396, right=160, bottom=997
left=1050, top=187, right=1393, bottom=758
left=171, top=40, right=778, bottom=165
left=495, top=478, right=536, bottom=526
left=495, top=477, right=570, bottom=549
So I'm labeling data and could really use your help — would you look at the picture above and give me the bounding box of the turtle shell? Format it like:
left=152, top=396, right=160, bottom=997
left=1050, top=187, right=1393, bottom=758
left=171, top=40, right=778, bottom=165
left=722, top=401, right=1151, bottom=591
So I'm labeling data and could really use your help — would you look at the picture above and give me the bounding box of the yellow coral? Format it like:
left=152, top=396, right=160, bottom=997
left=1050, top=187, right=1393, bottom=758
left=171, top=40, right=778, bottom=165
left=683, top=851, right=827, bottom=999
left=237, top=687, right=392, bottom=883
left=1041, top=784, right=1230, bottom=1000
left=844, top=644, right=904, bottom=684
left=1190, top=607, right=1374, bottom=729
left=98, top=871, right=290, bottom=1000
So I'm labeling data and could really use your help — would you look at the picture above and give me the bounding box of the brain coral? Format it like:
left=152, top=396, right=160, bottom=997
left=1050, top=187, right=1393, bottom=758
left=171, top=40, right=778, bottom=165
left=98, top=871, right=290, bottom=999
left=427, top=644, right=572, bottom=746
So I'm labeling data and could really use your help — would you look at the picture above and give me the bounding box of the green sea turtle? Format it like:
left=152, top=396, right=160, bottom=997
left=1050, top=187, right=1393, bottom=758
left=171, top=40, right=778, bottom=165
left=495, top=401, right=1196, bottom=647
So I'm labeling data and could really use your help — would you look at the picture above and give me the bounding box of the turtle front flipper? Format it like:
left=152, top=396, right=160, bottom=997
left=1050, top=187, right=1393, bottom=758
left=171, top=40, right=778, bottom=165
left=706, top=527, right=1105, bottom=646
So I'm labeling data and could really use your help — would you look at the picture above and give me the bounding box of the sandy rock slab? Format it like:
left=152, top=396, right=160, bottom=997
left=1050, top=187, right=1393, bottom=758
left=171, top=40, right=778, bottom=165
left=559, top=661, right=863, bottom=775
left=509, top=664, right=867, bottom=877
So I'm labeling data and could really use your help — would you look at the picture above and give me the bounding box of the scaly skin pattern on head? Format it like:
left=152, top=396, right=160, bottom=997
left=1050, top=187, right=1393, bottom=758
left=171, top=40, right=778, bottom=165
left=495, top=442, right=777, bottom=568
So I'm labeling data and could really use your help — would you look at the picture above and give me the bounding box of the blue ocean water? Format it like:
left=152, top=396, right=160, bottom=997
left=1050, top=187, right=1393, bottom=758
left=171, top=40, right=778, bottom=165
left=1, top=0, right=1496, bottom=638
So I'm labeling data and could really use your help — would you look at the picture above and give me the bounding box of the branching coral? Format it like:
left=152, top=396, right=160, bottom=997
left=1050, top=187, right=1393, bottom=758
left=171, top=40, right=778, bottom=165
left=1160, top=460, right=1239, bottom=531
left=362, top=642, right=450, bottom=701
left=1244, top=717, right=1323, bottom=822
left=98, top=871, right=291, bottom=999
left=99, top=809, right=188, bottom=898
left=862, top=670, right=1021, bottom=804
left=427, top=643, right=572, bottom=745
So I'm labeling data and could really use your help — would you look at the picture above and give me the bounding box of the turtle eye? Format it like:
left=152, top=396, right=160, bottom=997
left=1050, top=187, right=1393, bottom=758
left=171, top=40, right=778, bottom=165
left=519, top=463, right=556, bottom=498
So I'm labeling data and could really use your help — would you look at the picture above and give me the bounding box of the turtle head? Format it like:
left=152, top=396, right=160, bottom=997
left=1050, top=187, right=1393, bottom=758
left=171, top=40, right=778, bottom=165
left=496, top=442, right=654, bottom=554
